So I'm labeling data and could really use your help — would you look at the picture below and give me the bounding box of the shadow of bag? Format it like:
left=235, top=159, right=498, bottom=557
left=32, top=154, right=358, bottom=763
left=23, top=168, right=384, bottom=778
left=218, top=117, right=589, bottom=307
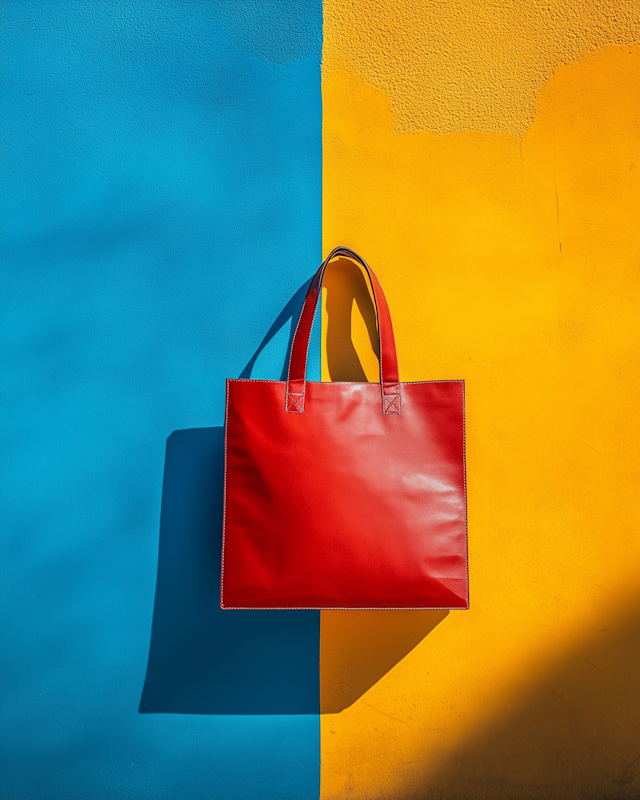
left=221, top=246, right=468, bottom=610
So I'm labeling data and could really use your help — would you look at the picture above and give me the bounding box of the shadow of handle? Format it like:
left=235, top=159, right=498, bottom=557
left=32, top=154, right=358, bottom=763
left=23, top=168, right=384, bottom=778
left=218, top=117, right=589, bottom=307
left=324, top=256, right=380, bottom=382
left=239, top=280, right=310, bottom=381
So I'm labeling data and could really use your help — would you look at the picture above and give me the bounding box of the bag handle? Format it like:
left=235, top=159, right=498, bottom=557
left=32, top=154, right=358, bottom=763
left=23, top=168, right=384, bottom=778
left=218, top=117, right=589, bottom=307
left=286, top=246, right=401, bottom=415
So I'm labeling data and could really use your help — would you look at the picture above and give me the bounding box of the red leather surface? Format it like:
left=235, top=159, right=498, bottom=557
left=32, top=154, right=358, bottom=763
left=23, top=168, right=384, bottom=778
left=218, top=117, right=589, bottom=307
left=222, top=379, right=468, bottom=609
left=221, top=248, right=468, bottom=609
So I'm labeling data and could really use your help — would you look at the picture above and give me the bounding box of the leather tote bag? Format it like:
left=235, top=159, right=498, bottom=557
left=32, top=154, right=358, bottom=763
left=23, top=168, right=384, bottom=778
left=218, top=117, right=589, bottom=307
left=221, top=247, right=468, bottom=609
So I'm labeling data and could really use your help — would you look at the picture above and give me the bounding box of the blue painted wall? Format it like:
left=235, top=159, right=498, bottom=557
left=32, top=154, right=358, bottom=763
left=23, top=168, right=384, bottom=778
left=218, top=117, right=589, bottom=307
left=1, top=3, right=322, bottom=798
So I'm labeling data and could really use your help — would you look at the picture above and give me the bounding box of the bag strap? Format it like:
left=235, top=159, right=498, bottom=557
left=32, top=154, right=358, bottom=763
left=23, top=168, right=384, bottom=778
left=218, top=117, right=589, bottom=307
left=286, top=246, right=401, bottom=415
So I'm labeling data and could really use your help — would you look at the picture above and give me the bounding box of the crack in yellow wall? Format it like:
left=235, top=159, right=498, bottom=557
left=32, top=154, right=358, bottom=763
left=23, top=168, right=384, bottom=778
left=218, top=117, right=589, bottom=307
left=323, top=0, right=640, bottom=135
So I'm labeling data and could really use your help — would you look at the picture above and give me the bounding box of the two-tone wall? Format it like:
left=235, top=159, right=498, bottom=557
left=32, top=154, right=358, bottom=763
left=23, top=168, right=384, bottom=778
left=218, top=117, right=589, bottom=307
left=1, top=3, right=638, bottom=799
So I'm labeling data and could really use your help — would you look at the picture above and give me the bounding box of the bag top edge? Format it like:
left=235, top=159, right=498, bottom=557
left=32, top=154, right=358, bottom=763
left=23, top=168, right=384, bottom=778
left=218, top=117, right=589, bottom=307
left=226, top=378, right=466, bottom=386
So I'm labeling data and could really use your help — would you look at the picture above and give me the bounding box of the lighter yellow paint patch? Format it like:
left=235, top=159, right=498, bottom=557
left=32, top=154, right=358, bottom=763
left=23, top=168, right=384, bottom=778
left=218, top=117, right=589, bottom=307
left=323, top=0, right=640, bottom=135
left=321, top=45, right=640, bottom=800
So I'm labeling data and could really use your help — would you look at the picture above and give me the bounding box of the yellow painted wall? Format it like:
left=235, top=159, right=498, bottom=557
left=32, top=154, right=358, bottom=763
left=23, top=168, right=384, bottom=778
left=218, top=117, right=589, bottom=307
left=320, top=3, right=640, bottom=796
left=323, top=0, right=639, bottom=135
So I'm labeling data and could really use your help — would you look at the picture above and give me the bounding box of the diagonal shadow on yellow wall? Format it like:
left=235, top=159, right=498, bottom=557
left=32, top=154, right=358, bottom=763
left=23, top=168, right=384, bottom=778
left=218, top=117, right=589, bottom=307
left=367, top=585, right=640, bottom=799
left=412, top=593, right=640, bottom=799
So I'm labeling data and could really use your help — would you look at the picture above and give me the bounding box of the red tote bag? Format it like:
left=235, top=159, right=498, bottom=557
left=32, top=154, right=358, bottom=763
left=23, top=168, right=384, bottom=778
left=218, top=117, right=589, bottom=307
left=221, top=247, right=468, bottom=610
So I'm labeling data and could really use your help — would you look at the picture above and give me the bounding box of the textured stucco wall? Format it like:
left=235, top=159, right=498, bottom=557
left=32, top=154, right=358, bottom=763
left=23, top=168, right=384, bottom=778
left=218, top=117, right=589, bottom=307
left=321, top=3, right=640, bottom=797
left=323, top=0, right=640, bottom=135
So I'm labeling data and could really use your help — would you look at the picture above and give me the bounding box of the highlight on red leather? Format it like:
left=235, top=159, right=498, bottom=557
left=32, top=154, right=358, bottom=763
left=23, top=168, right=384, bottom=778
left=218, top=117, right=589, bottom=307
left=221, top=247, right=468, bottom=610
